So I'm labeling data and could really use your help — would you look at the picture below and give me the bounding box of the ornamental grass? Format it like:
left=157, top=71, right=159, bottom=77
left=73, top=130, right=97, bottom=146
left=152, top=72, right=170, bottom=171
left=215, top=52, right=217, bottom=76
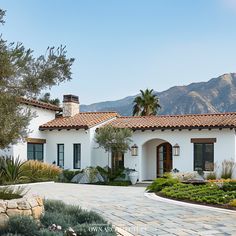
left=22, top=160, right=62, bottom=182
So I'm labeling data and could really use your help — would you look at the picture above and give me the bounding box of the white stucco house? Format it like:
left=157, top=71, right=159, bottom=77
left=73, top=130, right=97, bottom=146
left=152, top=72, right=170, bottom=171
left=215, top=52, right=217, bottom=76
left=1, top=94, right=236, bottom=181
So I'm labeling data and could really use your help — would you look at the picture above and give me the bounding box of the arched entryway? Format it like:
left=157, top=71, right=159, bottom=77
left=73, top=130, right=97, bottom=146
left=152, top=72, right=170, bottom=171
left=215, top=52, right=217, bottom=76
left=141, top=139, right=172, bottom=180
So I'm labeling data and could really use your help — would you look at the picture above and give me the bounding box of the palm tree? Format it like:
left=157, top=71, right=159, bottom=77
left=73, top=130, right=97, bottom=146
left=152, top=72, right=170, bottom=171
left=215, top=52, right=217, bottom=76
left=133, top=89, right=161, bottom=116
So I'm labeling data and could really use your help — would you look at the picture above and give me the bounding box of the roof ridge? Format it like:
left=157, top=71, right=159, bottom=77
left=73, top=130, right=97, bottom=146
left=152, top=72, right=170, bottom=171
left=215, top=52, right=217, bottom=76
left=20, top=97, right=60, bottom=108
left=20, top=97, right=62, bottom=111
left=79, top=111, right=118, bottom=114
left=117, top=112, right=236, bottom=119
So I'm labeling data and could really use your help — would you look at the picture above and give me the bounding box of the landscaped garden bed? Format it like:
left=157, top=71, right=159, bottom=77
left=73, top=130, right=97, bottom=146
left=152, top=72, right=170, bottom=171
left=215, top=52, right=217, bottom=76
left=147, top=174, right=236, bottom=210
left=0, top=199, right=117, bottom=236
left=0, top=156, right=62, bottom=185
left=160, top=182, right=236, bottom=210
left=0, top=157, right=118, bottom=235
left=61, top=167, right=133, bottom=186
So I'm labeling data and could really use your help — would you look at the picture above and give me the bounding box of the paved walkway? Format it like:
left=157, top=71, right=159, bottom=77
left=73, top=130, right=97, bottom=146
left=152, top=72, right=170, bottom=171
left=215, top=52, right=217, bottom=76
left=28, top=183, right=236, bottom=236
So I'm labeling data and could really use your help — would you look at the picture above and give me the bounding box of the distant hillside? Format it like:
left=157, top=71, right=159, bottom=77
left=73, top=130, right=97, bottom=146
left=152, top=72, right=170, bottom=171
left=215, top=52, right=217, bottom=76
left=80, top=73, right=236, bottom=115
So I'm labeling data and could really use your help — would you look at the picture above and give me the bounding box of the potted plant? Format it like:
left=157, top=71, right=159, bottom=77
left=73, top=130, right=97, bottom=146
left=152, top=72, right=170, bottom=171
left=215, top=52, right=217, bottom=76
left=129, top=170, right=139, bottom=185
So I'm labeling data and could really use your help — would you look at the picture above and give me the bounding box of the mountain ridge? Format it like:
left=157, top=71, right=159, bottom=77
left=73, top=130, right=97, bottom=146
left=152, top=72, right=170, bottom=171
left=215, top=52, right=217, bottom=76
left=80, top=73, right=236, bottom=116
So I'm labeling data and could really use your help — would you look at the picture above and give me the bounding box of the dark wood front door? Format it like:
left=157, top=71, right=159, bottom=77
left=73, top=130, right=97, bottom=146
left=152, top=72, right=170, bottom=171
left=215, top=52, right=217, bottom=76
left=156, top=142, right=172, bottom=177
left=112, top=152, right=124, bottom=172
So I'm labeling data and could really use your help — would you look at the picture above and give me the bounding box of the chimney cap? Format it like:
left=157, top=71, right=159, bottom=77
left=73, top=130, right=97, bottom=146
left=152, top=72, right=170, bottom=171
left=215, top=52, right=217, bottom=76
left=63, top=94, right=79, bottom=103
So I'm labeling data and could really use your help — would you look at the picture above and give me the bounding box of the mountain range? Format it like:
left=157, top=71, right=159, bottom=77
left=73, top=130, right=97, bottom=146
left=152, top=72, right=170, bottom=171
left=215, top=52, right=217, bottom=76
left=80, top=73, right=236, bottom=116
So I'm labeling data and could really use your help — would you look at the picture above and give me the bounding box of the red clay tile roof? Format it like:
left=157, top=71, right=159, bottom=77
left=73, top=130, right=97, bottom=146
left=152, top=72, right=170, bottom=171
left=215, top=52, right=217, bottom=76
left=107, top=113, right=236, bottom=130
left=39, top=112, right=118, bottom=130
left=20, top=98, right=62, bottom=112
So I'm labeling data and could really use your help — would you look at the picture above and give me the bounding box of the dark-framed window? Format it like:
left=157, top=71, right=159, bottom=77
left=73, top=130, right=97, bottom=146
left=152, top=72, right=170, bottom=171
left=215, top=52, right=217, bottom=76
left=57, top=144, right=64, bottom=168
left=27, top=143, right=44, bottom=161
left=194, top=143, right=214, bottom=171
left=73, top=144, right=81, bottom=169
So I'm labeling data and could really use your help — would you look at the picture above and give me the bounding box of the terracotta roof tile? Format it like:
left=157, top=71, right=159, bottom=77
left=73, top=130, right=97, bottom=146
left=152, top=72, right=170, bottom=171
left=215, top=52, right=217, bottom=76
left=20, top=98, right=62, bottom=111
left=108, top=113, right=236, bottom=130
left=39, top=112, right=118, bottom=130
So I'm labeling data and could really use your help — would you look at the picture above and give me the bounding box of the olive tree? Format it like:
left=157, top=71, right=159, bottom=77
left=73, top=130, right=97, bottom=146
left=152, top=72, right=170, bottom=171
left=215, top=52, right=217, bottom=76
left=0, top=9, right=74, bottom=148
left=95, top=125, right=133, bottom=171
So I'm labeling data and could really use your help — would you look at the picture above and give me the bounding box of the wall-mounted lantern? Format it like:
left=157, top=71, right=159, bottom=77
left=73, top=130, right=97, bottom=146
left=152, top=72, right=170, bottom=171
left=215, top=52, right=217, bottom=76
left=173, top=143, right=180, bottom=156
left=131, top=144, right=138, bottom=156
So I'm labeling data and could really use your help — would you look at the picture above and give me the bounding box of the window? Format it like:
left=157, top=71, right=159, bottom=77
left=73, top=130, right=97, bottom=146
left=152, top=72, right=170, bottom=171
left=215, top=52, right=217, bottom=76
left=27, top=143, right=44, bottom=161
left=194, top=143, right=214, bottom=171
left=73, top=144, right=81, bottom=169
left=57, top=144, right=64, bottom=168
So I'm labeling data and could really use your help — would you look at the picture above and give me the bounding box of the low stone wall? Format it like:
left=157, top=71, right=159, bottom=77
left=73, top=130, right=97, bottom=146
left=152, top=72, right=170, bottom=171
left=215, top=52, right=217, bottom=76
left=0, top=196, right=44, bottom=229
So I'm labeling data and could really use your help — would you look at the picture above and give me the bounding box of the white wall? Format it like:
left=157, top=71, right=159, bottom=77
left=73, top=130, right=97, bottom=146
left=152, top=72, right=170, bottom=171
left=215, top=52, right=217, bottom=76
left=142, top=139, right=165, bottom=180
left=3, top=105, right=56, bottom=162
left=0, top=146, right=13, bottom=156
left=2, top=104, right=236, bottom=179
left=44, top=129, right=91, bottom=169
left=44, top=116, right=117, bottom=170
left=134, top=129, right=236, bottom=181
left=92, top=128, right=236, bottom=181
left=90, top=117, right=117, bottom=168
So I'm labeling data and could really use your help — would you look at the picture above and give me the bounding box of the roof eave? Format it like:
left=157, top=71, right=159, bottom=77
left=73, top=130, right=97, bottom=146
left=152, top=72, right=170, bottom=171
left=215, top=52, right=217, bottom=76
left=39, top=125, right=89, bottom=131
left=128, top=125, right=236, bottom=131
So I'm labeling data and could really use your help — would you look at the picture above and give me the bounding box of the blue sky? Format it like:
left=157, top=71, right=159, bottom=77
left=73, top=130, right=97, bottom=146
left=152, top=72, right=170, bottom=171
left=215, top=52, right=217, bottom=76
left=1, top=0, right=236, bottom=104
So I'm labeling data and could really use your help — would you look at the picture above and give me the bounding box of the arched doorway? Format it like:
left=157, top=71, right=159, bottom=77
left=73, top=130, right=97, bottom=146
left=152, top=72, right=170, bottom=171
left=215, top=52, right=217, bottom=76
left=141, top=139, right=173, bottom=180
left=156, top=142, right=172, bottom=177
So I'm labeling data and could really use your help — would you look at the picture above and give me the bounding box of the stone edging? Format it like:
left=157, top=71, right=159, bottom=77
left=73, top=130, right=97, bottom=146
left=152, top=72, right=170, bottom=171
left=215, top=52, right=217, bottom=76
left=0, top=195, right=44, bottom=229
left=144, top=192, right=236, bottom=215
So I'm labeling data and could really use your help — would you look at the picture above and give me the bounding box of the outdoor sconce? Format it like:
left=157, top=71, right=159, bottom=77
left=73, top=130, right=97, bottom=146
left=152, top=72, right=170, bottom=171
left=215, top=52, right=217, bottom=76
left=131, top=144, right=138, bottom=156
left=173, top=143, right=180, bottom=156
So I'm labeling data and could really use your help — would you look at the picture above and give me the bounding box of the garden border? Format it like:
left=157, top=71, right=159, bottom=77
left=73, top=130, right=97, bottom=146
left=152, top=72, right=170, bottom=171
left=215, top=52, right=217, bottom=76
left=144, top=192, right=236, bottom=215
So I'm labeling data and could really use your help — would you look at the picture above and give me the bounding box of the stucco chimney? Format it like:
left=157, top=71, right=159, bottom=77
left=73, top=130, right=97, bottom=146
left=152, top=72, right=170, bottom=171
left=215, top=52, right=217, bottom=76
left=63, top=94, right=80, bottom=117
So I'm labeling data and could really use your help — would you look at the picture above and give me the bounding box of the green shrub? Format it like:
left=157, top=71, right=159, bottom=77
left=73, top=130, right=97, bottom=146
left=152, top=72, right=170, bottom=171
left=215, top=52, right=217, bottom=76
left=1, top=234, right=24, bottom=236
left=74, top=223, right=116, bottom=236
left=38, top=229, right=64, bottom=236
left=74, top=223, right=97, bottom=236
left=109, top=168, right=125, bottom=181
left=0, top=156, right=26, bottom=183
left=0, top=157, right=62, bottom=184
left=4, top=200, right=115, bottom=236
left=42, top=200, right=108, bottom=230
left=229, top=199, right=236, bottom=207
left=41, top=211, right=72, bottom=229
left=206, top=171, right=217, bottom=180
left=0, top=186, right=27, bottom=200
left=73, top=210, right=106, bottom=224
left=222, top=181, right=236, bottom=191
left=96, top=166, right=109, bottom=180
left=60, top=169, right=82, bottom=182
left=161, top=183, right=236, bottom=205
left=41, top=200, right=74, bottom=229
left=7, top=215, right=39, bottom=236
left=22, top=160, right=62, bottom=182
left=43, top=199, right=67, bottom=213
left=0, top=192, right=21, bottom=200
left=146, top=177, right=179, bottom=192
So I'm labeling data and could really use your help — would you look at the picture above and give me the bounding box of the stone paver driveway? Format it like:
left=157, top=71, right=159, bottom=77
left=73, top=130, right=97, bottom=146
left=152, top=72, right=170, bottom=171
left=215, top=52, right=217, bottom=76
left=28, top=183, right=236, bottom=236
